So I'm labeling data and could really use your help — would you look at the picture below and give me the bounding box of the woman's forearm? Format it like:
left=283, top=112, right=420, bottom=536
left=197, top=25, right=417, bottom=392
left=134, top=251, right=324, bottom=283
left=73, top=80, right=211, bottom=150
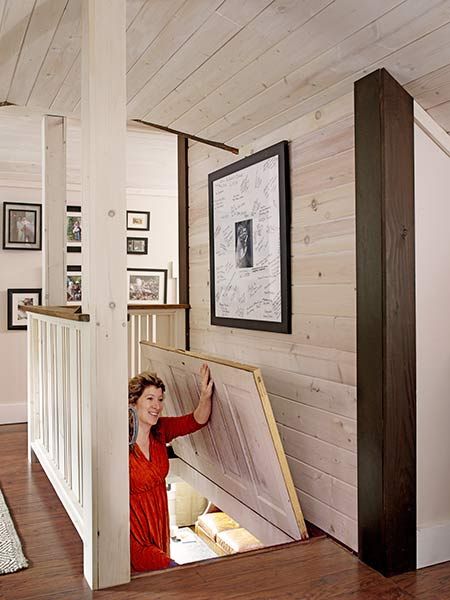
left=193, top=397, right=211, bottom=425
left=194, top=363, right=213, bottom=424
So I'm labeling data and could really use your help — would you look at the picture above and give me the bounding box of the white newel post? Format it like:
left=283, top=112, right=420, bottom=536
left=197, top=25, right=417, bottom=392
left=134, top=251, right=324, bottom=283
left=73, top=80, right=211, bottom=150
left=81, top=0, right=129, bottom=589
left=42, top=115, right=67, bottom=306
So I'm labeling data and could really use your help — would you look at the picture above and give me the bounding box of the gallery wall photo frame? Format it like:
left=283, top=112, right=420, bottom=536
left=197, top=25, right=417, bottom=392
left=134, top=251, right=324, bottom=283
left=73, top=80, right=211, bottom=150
left=208, top=140, right=291, bottom=333
left=127, top=237, right=148, bottom=255
left=3, top=202, right=42, bottom=250
left=127, top=268, right=167, bottom=304
left=127, top=210, right=150, bottom=231
left=7, top=288, right=42, bottom=330
left=67, top=205, right=82, bottom=253
left=67, top=265, right=82, bottom=305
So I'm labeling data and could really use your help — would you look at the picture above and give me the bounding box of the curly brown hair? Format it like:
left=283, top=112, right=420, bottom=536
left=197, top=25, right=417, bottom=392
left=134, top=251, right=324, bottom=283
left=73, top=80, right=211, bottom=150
left=128, top=372, right=166, bottom=450
left=128, top=371, right=165, bottom=405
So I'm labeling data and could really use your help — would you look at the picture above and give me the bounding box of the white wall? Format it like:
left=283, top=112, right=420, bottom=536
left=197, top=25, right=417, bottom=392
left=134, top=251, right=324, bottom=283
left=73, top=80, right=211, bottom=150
left=188, top=92, right=357, bottom=550
left=415, top=111, right=450, bottom=567
left=0, top=113, right=177, bottom=424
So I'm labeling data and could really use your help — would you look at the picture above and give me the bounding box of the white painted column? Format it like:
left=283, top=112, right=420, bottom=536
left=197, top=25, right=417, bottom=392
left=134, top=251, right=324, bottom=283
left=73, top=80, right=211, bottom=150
left=41, top=115, right=66, bottom=306
left=81, top=0, right=129, bottom=589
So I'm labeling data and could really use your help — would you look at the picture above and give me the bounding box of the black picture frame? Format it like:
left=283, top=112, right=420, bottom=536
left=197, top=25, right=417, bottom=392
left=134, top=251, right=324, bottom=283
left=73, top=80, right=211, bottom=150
left=3, top=202, right=42, bottom=250
left=127, top=268, right=167, bottom=304
left=127, top=237, right=148, bottom=255
left=7, top=288, right=42, bottom=330
left=67, top=265, right=82, bottom=305
left=66, top=205, right=82, bottom=253
left=208, top=140, right=291, bottom=333
left=127, top=210, right=150, bottom=231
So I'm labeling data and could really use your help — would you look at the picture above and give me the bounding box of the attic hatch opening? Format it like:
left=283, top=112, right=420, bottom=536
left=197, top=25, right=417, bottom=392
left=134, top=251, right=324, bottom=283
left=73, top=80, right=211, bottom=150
left=130, top=342, right=311, bottom=577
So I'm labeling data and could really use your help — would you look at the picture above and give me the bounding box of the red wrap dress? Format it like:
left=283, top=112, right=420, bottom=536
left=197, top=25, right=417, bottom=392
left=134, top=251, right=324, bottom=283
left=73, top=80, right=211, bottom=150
left=129, top=413, right=204, bottom=571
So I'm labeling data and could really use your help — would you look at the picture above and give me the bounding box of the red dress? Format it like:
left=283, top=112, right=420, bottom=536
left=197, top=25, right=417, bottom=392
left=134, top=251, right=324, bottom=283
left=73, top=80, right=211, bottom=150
left=129, top=413, right=204, bottom=571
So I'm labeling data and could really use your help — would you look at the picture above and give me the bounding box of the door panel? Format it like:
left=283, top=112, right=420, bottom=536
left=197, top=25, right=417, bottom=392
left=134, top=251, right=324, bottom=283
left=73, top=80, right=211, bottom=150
left=140, top=342, right=307, bottom=540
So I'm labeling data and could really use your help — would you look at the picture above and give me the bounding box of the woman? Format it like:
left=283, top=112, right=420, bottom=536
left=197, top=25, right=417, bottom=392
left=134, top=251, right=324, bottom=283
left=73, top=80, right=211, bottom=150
left=128, top=364, right=213, bottom=571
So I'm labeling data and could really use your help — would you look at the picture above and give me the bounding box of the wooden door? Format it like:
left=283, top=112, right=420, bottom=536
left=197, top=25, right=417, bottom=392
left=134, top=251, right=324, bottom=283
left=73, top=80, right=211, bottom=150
left=140, top=342, right=307, bottom=542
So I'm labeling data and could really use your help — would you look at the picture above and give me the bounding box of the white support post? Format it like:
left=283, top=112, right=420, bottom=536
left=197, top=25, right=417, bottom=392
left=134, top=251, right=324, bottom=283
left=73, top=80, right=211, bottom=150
left=42, top=115, right=67, bottom=306
left=81, top=0, right=129, bottom=590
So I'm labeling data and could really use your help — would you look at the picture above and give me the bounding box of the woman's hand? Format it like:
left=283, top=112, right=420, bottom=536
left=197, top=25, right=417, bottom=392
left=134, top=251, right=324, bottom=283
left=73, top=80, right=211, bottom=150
left=193, top=363, right=213, bottom=425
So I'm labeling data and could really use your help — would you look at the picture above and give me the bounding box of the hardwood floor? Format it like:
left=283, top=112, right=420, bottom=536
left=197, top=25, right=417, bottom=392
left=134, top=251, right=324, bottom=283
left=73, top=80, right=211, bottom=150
left=1, top=423, right=450, bottom=600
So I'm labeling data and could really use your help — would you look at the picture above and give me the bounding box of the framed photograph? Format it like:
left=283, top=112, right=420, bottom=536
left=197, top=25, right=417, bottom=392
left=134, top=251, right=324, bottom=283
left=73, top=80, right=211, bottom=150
left=67, top=265, right=82, bottom=305
left=3, top=202, right=42, bottom=250
left=127, top=237, right=148, bottom=255
left=208, top=140, right=291, bottom=333
left=127, top=268, right=167, bottom=304
left=7, top=288, right=42, bottom=330
left=127, top=211, right=150, bottom=231
left=67, top=205, right=82, bottom=253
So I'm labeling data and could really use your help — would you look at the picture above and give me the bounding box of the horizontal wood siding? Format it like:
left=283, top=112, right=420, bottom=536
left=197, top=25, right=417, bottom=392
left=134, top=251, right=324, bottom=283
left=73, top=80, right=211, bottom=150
left=188, top=92, right=357, bottom=550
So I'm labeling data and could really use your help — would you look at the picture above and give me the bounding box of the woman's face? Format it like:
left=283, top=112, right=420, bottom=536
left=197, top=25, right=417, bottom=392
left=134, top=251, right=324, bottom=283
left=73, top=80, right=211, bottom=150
left=134, top=385, right=164, bottom=428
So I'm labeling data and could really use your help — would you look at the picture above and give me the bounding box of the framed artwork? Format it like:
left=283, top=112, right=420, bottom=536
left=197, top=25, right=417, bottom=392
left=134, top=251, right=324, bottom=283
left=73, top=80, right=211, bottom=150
left=67, top=265, right=82, bottom=305
left=127, top=210, right=150, bottom=231
left=208, top=140, right=291, bottom=333
left=3, top=202, right=42, bottom=250
left=127, top=237, right=148, bottom=255
left=7, top=288, right=42, bottom=330
left=127, top=268, right=167, bottom=304
left=67, top=205, right=82, bottom=253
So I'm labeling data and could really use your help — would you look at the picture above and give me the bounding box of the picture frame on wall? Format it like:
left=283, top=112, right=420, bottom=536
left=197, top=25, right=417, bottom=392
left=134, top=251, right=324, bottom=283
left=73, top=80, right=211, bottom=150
left=127, top=268, right=167, bottom=304
left=67, top=205, right=82, bottom=253
left=208, top=140, right=291, bottom=333
left=127, top=210, right=150, bottom=231
left=127, top=237, right=148, bottom=255
left=67, top=265, right=82, bottom=305
left=7, top=288, right=42, bottom=330
left=2, top=202, right=42, bottom=250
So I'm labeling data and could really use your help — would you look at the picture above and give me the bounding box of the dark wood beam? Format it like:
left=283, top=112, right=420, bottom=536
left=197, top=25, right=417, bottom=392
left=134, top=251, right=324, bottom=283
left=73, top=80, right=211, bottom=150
left=132, top=118, right=239, bottom=155
left=178, top=135, right=190, bottom=350
left=355, top=68, right=416, bottom=577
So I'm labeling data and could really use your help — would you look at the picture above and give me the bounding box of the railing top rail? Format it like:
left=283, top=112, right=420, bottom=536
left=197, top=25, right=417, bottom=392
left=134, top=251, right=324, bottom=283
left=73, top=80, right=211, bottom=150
left=127, top=304, right=189, bottom=311
left=25, top=306, right=90, bottom=322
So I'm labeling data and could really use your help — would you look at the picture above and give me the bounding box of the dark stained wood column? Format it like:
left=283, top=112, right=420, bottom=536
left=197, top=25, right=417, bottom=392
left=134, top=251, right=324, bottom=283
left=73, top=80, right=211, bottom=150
left=178, top=135, right=190, bottom=349
left=355, top=68, right=416, bottom=576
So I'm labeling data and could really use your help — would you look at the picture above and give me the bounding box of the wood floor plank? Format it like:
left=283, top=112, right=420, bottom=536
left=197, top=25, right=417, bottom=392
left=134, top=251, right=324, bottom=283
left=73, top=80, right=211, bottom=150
left=1, top=423, right=450, bottom=599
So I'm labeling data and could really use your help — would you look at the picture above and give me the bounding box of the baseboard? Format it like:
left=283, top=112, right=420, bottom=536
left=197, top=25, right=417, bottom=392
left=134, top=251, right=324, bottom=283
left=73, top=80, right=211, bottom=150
left=417, top=522, right=450, bottom=568
left=0, top=403, right=27, bottom=424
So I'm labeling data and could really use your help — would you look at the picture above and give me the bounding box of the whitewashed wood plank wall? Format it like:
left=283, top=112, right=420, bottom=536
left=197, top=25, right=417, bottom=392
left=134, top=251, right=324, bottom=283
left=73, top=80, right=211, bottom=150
left=188, top=91, right=357, bottom=550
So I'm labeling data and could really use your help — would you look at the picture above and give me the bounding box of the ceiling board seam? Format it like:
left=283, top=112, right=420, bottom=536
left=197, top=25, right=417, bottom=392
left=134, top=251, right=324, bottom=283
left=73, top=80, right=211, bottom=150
left=0, top=1, right=7, bottom=34
left=126, top=0, right=215, bottom=100
left=25, top=0, right=70, bottom=106
left=204, top=17, right=450, bottom=146
left=170, top=0, right=407, bottom=132
left=141, top=0, right=277, bottom=121
left=163, top=0, right=336, bottom=128
left=48, top=47, right=80, bottom=111
left=6, top=0, right=37, bottom=100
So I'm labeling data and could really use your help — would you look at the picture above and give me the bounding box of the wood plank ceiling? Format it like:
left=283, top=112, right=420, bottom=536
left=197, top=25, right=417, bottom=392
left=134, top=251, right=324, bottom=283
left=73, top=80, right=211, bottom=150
left=1, top=0, right=450, bottom=147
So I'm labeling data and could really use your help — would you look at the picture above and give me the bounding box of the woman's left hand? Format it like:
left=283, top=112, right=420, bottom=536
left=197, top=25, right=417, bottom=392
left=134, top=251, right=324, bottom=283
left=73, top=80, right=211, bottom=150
left=194, top=363, right=213, bottom=425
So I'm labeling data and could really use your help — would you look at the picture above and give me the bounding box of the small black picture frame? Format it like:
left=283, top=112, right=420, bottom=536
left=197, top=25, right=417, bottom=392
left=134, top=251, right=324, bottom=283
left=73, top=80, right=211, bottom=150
left=127, top=268, right=167, bottom=304
left=67, top=265, right=82, bottom=305
left=3, top=202, right=42, bottom=250
left=208, top=140, right=291, bottom=333
left=127, top=237, right=148, bottom=255
left=127, top=211, right=150, bottom=231
left=67, top=205, right=82, bottom=253
left=7, top=288, right=42, bottom=330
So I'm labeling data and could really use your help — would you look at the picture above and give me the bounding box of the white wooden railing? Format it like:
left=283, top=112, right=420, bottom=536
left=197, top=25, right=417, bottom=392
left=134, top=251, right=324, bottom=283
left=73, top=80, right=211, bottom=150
left=128, top=304, right=187, bottom=376
left=27, top=308, right=90, bottom=539
left=27, top=304, right=187, bottom=588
